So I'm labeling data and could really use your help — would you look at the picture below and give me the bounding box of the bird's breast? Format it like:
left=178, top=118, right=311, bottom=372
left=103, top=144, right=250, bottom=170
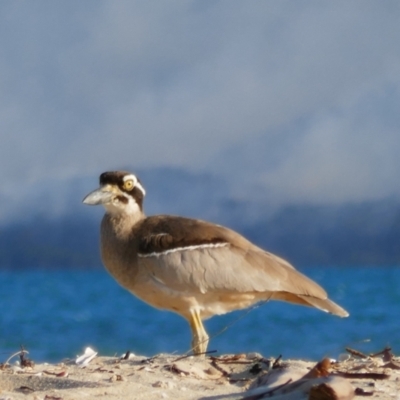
left=100, top=219, right=140, bottom=291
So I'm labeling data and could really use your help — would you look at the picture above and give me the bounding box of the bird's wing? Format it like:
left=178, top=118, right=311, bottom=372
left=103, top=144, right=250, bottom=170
left=136, top=216, right=328, bottom=299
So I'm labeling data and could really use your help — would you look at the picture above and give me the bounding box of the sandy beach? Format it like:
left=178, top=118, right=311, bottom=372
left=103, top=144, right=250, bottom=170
left=0, top=347, right=399, bottom=399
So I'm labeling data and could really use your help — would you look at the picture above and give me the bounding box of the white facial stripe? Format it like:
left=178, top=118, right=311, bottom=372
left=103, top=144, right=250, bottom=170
left=138, top=242, right=228, bottom=258
left=123, top=174, right=146, bottom=196
left=123, top=174, right=137, bottom=182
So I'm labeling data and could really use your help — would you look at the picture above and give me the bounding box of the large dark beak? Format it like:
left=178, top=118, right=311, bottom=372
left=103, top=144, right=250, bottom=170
left=82, top=186, right=115, bottom=206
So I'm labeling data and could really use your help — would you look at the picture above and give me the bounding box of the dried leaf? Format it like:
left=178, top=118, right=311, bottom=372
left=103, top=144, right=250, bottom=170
left=17, top=386, right=35, bottom=393
left=301, top=358, right=331, bottom=379
left=309, top=377, right=355, bottom=400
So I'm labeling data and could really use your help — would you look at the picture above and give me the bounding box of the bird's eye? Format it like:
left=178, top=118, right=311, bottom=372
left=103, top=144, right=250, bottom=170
left=123, top=179, right=134, bottom=191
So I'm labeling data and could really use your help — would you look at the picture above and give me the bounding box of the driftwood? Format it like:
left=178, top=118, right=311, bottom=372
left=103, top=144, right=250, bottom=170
left=243, top=358, right=355, bottom=400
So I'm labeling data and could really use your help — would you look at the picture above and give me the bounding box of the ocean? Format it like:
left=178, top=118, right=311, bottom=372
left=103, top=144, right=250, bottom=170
left=0, top=266, right=398, bottom=363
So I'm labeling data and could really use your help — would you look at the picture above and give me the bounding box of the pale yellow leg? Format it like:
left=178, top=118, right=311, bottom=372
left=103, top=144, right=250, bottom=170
left=188, top=309, right=209, bottom=355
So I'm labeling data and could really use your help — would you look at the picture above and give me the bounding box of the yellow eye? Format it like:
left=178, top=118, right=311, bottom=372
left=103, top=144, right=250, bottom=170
left=123, top=179, right=134, bottom=191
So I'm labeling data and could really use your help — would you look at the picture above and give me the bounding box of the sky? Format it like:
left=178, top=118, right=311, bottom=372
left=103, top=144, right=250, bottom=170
left=1, top=1, right=400, bottom=209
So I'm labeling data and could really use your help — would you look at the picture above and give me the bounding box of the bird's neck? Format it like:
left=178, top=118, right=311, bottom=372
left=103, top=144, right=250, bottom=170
left=106, top=210, right=145, bottom=240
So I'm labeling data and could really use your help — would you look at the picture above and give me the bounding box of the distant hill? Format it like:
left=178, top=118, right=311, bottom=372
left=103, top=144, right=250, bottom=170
left=240, top=200, right=400, bottom=266
left=0, top=168, right=399, bottom=268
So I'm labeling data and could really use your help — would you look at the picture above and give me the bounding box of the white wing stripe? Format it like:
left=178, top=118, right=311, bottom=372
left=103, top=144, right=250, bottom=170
left=138, top=242, right=229, bottom=258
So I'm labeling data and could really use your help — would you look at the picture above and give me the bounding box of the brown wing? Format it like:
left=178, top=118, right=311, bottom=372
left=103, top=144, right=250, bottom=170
left=137, top=215, right=229, bottom=254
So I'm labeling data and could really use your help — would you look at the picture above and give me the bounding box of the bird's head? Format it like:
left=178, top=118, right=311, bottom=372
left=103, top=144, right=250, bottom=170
left=83, top=171, right=146, bottom=216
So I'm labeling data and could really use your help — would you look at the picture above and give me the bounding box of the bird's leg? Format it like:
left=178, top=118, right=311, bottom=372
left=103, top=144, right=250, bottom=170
left=188, top=309, right=209, bottom=355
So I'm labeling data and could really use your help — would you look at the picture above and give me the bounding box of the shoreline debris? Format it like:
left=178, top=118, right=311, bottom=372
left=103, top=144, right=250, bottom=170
left=75, top=347, right=97, bottom=367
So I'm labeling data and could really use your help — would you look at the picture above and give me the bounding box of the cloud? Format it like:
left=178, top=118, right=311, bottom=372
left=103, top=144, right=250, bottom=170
left=0, top=1, right=399, bottom=206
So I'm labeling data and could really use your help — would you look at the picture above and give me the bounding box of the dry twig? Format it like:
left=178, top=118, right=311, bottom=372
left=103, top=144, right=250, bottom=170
left=335, top=371, right=389, bottom=380
left=345, top=347, right=368, bottom=358
left=272, top=354, right=282, bottom=369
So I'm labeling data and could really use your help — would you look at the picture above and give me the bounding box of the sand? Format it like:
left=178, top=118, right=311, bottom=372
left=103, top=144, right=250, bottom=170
left=0, top=349, right=399, bottom=399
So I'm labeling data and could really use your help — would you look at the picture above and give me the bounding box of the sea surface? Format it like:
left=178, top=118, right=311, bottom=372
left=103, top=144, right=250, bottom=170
left=0, top=266, right=398, bottom=363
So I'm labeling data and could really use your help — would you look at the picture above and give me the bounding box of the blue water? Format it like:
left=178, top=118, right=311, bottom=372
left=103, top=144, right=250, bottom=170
left=0, top=267, right=398, bottom=362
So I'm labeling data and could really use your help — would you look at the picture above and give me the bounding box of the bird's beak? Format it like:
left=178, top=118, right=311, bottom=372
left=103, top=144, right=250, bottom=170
left=82, top=186, right=115, bottom=206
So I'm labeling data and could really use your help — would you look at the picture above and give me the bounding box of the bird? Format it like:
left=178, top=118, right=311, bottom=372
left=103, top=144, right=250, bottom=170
left=83, top=171, right=348, bottom=355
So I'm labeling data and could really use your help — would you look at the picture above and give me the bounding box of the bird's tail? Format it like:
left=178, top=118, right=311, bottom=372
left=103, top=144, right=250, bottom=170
left=271, top=292, right=349, bottom=317
left=296, top=294, right=349, bottom=317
